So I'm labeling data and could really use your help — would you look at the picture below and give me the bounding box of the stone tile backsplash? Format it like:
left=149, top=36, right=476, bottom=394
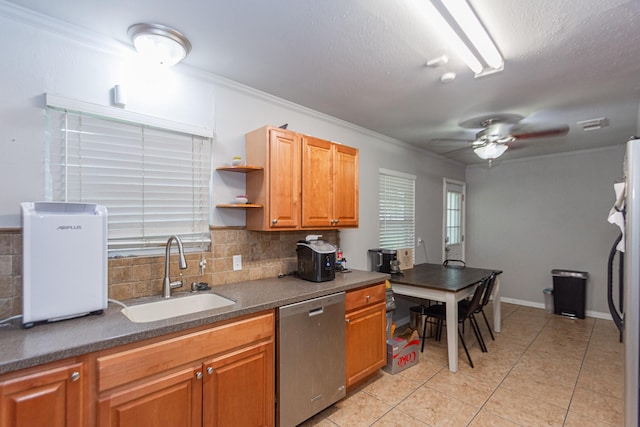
left=0, top=229, right=339, bottom=319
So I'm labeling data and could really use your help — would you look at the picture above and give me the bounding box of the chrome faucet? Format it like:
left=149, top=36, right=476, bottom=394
left=163, top=235, right=187, bottom=298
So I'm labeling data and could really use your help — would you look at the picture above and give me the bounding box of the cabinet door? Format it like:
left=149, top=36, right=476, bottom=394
left=345, top=301, right=386, bottom=388
left=0, top=362, right=83, bottom=427
left=302, top=136, right=334, bottom=227
left=333, top=144, right=359, bottom=227
left=268, top=128, right=300, bottom=229
left=203, top=342, right=274, bottom=427
left=97, top=366, right=202, bottom=427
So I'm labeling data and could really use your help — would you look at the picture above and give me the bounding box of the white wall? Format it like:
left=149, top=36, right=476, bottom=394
left=211, top=80, right=464, bottom=269
left=5, top=5, right=621, bottom=315
left=0, top=9, right=464, bottom=272
left=465, top=146, right=626, bottom=316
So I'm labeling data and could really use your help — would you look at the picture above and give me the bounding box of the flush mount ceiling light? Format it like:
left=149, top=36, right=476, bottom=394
left=128, top=23, right=192, bottom=66
left=426, top=0, right=503, bottom=77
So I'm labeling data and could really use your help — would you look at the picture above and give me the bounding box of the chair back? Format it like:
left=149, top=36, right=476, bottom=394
left=480, top=273, right=497, bottom=308
left=443, top=259, right=466, bottom=268
left=464, top=280, right=487, bottom=318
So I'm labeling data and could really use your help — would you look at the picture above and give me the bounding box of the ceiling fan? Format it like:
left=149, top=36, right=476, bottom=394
left=436, top=113, right=570, bottom=161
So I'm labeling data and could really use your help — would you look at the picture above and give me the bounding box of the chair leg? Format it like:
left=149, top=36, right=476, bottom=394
left=481, top=310, right=495, bottom=340
left=457, top=327, right=474, bottom=368
left=421, top=315, right=429, bottom=352
left=470, top=315, right=487, bottom=353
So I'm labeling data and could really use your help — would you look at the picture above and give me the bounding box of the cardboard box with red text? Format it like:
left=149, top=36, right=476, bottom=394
left=383, top=329, right=420, bottom=374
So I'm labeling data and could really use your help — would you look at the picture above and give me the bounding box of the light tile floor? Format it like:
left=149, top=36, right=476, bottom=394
left=300, top=303, right=624, bottom=427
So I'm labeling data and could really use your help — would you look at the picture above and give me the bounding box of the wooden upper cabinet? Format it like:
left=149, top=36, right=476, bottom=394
left=301, top=136, right=359, bottom=228
left=246, top=125, right=358, bottom=231
left=302, top=136, right=334, bottom=228
left=332, top=144, right=359, bottom=228
left=246, top=126, right=301, bottom=230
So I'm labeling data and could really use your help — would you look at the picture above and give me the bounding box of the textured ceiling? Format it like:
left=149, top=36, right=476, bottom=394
left=5, top=0, right=640, bottom=164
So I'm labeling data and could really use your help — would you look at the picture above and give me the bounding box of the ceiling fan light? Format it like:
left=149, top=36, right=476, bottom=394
left=128, top=23, right=192, bottom=66
left=474, top=143, right=508, bottom=160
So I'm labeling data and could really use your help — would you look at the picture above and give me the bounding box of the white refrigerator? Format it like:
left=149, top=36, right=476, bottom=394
left=608, top=137, right=640, bottom=426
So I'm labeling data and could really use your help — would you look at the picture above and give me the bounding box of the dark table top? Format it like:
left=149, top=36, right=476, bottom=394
left=390, top=263, right=501, bottom=293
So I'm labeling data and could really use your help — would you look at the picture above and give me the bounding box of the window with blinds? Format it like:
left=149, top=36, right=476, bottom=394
left=378, top=168, right=416, bottom=251
left=46, top=107, right=212, bottom=255
left=446, top=190, right=463, bottom=245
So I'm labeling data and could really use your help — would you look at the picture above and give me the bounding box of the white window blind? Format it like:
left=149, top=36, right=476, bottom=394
left=379, top=169, right=415, bottom=250
left=46, top=107, right=212, bottom=254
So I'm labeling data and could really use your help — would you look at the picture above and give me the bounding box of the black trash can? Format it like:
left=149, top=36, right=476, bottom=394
left=551, top=270, right=588, bottom=319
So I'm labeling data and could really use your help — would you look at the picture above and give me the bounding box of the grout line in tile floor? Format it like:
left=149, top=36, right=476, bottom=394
left=298, top=302, right=624, bottom=427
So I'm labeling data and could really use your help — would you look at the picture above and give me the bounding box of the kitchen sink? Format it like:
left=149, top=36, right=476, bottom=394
left=121, top=293, right=236, bottom=323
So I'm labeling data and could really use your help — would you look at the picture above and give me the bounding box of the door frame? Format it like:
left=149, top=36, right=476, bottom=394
left=442, top=178, right=466, bottom=262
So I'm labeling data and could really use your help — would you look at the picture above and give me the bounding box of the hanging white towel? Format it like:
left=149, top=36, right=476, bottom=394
left=607, top=182, right=626, bottom=252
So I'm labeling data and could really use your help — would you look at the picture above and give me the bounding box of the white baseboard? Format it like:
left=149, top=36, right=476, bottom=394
left=499, top=297, right=612, bottom=321
left=393, top=298, right=613, bottom=328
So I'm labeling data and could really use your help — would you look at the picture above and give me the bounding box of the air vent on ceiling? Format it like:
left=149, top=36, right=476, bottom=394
left=577, top=117, right=609, bottom=131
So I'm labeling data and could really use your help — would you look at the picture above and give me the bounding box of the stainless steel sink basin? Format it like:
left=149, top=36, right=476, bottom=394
left=121, top=293, right=236, bottom=323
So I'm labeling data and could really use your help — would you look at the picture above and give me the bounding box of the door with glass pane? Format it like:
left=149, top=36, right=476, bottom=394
left=443, top=179, right=465, bottom=262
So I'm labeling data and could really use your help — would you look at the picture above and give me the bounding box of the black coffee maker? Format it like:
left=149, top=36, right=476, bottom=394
left=368, top=249, right=401, bottom=274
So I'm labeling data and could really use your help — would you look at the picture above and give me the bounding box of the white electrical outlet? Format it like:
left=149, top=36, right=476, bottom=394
left=233, top=255, right=242, bottom=271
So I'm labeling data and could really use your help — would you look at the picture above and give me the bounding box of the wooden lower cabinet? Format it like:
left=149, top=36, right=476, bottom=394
left=97, top=311, right=275, bottom=427
left=98, top=366, right=202, bottom=427
left=0, top=361, right=84, bottom=427
left=203, top=342, right=273, bottom=427
left=345, top=283, right=387, bottom=388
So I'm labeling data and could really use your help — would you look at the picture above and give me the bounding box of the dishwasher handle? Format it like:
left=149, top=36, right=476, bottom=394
left=309, top=307, right=325, bottom=317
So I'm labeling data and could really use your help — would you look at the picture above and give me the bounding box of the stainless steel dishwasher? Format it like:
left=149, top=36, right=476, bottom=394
left=277, top=292, right=346, bottom=427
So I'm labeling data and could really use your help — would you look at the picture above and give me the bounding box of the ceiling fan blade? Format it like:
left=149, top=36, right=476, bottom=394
left=511, top=124, right=569, bottom=140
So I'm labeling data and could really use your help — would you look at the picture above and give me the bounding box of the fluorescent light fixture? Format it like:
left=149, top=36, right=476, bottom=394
left=128, top=23, right=192, bottom=67
left=428, top=0, right=503, bottom=77
left=474, top=143, right=508, bottom=160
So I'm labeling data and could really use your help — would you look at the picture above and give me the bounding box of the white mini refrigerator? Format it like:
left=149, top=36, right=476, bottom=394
left=21, top=202, right=108, bottom=328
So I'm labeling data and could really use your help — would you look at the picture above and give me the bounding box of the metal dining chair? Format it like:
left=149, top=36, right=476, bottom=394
left=420, top=279, right=487, bottom=368
left=460, top=272, right=499, bottom=341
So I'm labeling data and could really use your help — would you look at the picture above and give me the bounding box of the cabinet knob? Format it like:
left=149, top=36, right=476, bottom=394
left=196, top=371, right=203, bottom=379
left=207, top=367, right=214, bottom=375
left=70, top=371, right=80, bottom=382
left=334, top=219, right=339, bottom=224
left=345, top=318, right=350, bottom=324
left=365, top=295, right=371, bottom=302
left=272, top=219, right=278, bottom=224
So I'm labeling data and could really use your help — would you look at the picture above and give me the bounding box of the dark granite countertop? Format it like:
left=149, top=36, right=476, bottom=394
left=0, top=269, right=389, bottom=375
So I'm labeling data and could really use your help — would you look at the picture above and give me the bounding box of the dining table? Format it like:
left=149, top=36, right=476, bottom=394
left=390, top=263, right=502, bottom=372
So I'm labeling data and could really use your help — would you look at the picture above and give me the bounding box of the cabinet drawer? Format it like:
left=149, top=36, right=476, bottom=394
left=345, top=283, right=385, bottom=312
left=97, top=311, right=274, bottom=392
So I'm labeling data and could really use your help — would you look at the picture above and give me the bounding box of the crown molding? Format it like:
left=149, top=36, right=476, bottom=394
left=0, top=0, right=130, bottom=56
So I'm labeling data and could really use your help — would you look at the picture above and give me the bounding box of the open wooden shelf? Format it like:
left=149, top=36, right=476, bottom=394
left=216, top=166, right=263, bottom=173
left=216, top=203, right=263, bottom=209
